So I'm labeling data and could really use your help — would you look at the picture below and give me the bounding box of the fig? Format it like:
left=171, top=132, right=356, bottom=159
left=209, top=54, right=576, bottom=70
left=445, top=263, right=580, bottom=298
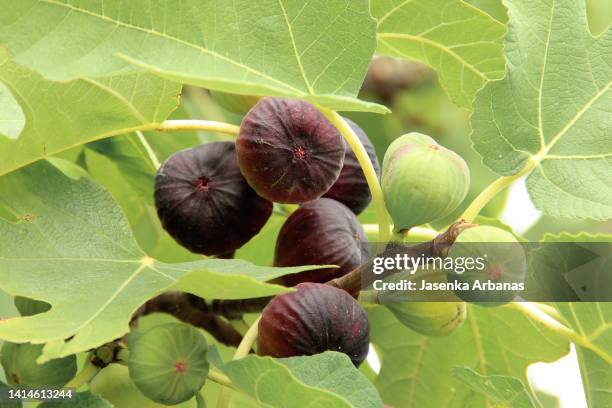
left=386, top=302, right=467, bottom=337
left=447, top=226, right=526, bottom=305
left=154, top=142, right=272, bottom=256
left=382, top=133, right=469, bottom=230
left=274, top=198, right=370, bottom=289
left=210, top=90, right=259, bottom=115
left=257, top=283, right=370, bottom=366
left=323, top=118, right=381, bottom=214
left=237, top=98, right=345, bottom=203
left=14, top=296, right=50, bottom=316
left=128, top=323, right=209, bottom=405
left=1, top=343, right=76, bottom=388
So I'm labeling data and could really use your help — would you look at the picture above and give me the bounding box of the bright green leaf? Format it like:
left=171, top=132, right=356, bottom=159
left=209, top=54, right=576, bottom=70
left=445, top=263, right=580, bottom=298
left=371, top=0, right=506, bottom=109
left=0, top=81, right=24, bottom=140
left=369, top=304, right=569, bottom=408
left=0, top=162, right=321, bottom=362
left=223, top=352, right=383, bottom=408
left=0, top=0, right=386, bottom=113
left=471, top=0, right=612, bottom=219
left=0, top=48, right=180, bottom=177
left=454, top=367, right=538, bottom=408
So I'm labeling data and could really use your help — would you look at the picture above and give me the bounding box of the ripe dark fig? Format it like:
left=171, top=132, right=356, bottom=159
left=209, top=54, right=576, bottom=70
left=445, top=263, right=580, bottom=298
left=154, top=142, right=272, bottom=256
left=257, top=283, right=370, bottom=366
left=274, top=198, right=369, bottom=290
left=323, top=118, right=380, bottom=214
left=237, top=98, right=345, bottom=203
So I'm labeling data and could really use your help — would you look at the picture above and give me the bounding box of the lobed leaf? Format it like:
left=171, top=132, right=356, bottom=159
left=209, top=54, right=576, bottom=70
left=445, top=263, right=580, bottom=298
left=371, top=0, right=506, bottom=109
left=0, top=81, right=24, bottom=140
left=368, top=304, right=569, bottom=408
left=0, top=48, right=180, bottom=177
left=223, top=352, right=383, bottom=408
left=471, top=0, right=612, bottom=219
left=0, top=0, right=386, bottom=113
left=0, top=162, right=318, bottom=362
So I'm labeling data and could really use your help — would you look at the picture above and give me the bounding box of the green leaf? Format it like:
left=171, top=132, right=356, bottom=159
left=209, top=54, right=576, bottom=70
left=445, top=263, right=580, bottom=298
left=0, top=381, right=21, bottom=408
left=0, top=48, right=180, bottom=177
left=0, top=161, right=320, bottom=362
left=0, top=0, right=386, bottom=113
left=223, top=352, right=383, bottom=408
left=471, top=0, right=612, bottom=220
left=454, top=367, right=538, bottom=408
left=39, top=392, right=112, bottom=408
left=371, top=0, right=506, bottom=109
left=0, top=81, right=24, bottom=140
left=555, top=302, right=612, bottom=408
left=368, top=304, right=569, bottom=408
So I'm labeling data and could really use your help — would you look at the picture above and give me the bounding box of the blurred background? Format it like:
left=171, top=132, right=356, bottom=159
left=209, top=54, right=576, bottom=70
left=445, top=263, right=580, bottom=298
left=0, top=0, right=610, bottom=407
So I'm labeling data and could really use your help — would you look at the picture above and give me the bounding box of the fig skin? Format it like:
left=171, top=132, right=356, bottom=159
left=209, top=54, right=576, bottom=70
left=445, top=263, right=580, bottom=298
left=237, top=98, right=345, bottom=203
left=447, top=226, right=526, bottom=305
left=386, top=302, right=467, bottom=337
left=257, top=283, right=370, bottom=366
left=154, top=142, right=272, bottom=256
left=1, top=343, right=76, bottom=389
left=382, top=132, right=469, bottom=230
left=274, top=198, right=370, bottom=290
left=323, top=118, right=381, bottom=214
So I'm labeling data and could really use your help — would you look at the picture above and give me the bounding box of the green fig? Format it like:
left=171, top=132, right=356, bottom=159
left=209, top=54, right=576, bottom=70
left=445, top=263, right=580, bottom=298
left=447, top=226, right=526, bottom=305
left=1, top=343, right=76, bottom=388
left=382, top=133, right=469, bottom=230
left=128, top=323, right=209, bottom=405
left=210, top=90, right=259, bottom=115
left=378, top=268, right=466, bottom=336
left=386, top=301, right=467, bottom=337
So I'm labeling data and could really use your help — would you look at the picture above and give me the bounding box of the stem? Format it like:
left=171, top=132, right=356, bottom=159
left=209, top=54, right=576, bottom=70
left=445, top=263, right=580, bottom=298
left=507, top=302, right=612, bottom=364
left=319, top=108, right=392, bottom=242
left=136, top=131, right=162, bottom=170
left=208, top=368, right=235, bottom=389
left=217, top=316, right=261, bottom=408
left=155, top=119, right=240, bottom=136
left=460, top=160, right=537, bottom=223
left=196, top=392, right=205, bottom=408
left=64, top=358, right=100, bottom=390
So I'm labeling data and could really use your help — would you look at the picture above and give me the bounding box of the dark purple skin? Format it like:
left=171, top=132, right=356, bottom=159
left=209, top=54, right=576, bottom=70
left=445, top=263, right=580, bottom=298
left=274, top=198, right=369, bottom=291
left=154, top=142, right=272, bottom=256
left=236, top=98, right=345, bottom=203
left=323, top=118, right=380, bottom=214
left=258, top=283, right=370, bottom=366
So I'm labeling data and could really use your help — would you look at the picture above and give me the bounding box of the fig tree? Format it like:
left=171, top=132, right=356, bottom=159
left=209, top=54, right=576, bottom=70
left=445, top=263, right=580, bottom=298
left=257, top=283, right=370, bottom=366
left=128, top=323, right=209, bottom=405
left=154, top=142, right=272, bottom=256
left=237, top=98, right=345, bottom=203
left=382, top=132, right=469, bottom=230
left=323, top=118, right=381, bottom=214
left=1, top=343, right=76, bottom=389
left=274, top=198, right=369, bottom=290
left=447, top=225, right=526, bottom=305
left=210, top=90, right=259, bottom=115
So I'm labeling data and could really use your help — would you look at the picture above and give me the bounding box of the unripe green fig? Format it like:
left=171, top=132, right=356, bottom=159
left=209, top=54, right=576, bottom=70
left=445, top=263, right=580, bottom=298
left=385, top=302, right=467, bottom=337
left=1, top=343, right=76, bottom=388
left=447, top=226, right=526, bottom=305
left=128, top=323, right=209, bottom=405
left=210, top=90, right=259, bottom=115
left=382, top=133, right=469, bottom=230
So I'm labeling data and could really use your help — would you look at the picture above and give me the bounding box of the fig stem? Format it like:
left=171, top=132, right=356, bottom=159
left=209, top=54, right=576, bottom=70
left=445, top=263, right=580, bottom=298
left=217, top=316, right=261, bottom=408
left=63, top=357, right=100, bottom=391
left=154, top=119, right=240, bottom=136
left=459, top=159, right=537, bottom=223
left=207, top=368, right=235, bottom=390
left=507, top=302, right=612, bottom=364
left=136, top=131, right=161, bottom=169
left=319, top=108, right=392, bottom=242
left=196, top=392, right=205, bottom=408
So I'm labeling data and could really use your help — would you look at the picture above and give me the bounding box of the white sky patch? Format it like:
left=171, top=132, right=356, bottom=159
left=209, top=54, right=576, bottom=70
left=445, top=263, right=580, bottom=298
left=499, top=177, right=542, bottom=235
